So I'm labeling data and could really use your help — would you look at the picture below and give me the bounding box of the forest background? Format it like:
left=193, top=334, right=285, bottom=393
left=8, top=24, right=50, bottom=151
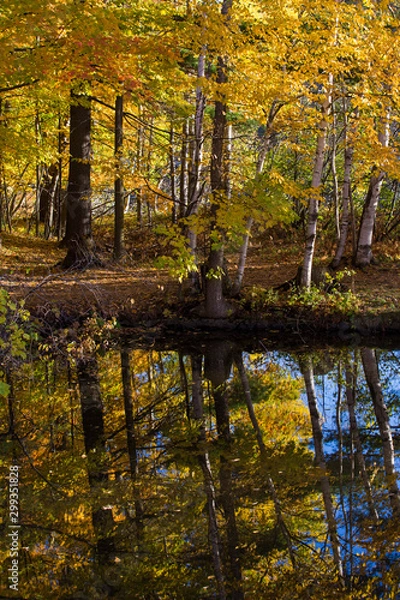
left=0, top=0, right=400, bottom=325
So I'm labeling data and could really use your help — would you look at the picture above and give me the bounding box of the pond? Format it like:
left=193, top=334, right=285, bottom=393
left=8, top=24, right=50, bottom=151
left=1, top=334, right=399, bottom=599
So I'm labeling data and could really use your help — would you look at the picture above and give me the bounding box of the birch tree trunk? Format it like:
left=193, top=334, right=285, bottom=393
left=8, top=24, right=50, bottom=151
left=169, top=126, right=177, bottom=223
left=232, top=102, right=280, bottom=296
left=354, top=111, right=390, bottom=267
left=179, top=118, right=189, bottom=220
left=300, top=93, right=331, bottom=288
left=186, top=51, right=206, bottom=290
left=361, top=348, right=400, bottom=516
left=300, top=355, right=345, bottom=584
left=345, top=355, right=379, bottom=522
left=331, top=100, right=354, bottom=268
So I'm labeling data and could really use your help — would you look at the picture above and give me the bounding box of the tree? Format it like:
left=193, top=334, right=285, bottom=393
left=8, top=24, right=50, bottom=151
left=299, top=354, right=345, bottom=586
left=361, top=347, right=400, bottom=516
left=203, top=0, right=233, bottom=319
left=62, top=90, right=97, bottom=268
left=354, top=111, right=391, bottom=267
left=113, top=95, right=125, bottom=260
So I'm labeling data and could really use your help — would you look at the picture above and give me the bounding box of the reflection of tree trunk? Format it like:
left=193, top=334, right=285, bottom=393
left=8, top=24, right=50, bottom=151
left=345, top=355, right=379, bottom=523
left=235, top=352, right=296, bottom=567
left=179, top=351, right=191, bottom=421
left=205, top=342, right=244, bottom=600
left=235, top=352, right=265, bottom=452
left=361, top=348, right=400, bottom=516
left=191, top=354, right=203, bottom=421
left=191, top=353, right=227, bottom=600
left=120, top=349, right=144, bottom=541
left=77, top=355, right=115, bottom=563
left=300, top=356, right=344, bottom=584
left=3, top=369, right=15, bottom=437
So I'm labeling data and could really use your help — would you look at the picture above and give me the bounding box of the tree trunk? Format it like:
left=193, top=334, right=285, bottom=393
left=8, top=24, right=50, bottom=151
left=187, top=51, right=206, bottom=218
left=137, top=107, right=144, bottom=227
left=179, top=118, right=189, bottom=220
left=232, top=101, right=281, bottom=296
left=344, top=355, right=379, bottom=522
left=331, top=102, right=353, bottom=268
left=185, top=51, right=206, bottom=291
left=235, top=351, right=297, bottom=567
left=204, top=0, right=232, bottom=318
left=354, top=111, right=390, bottom=267
left=35, top=111, right=41, bottom=237
left=191, top=353, right=227, bottom=599
left=62, top=91, right=97, bottom=268
left=205, top=66, right=229, bottom=317
left=301, top=90, right=331, bottom=288
left=205, top=341, right=244, bottom=600
left=331, top=105, right=340, bottom=243
left=120, top=349, right=144, bottom=541
left=361, top=348, right=400, bottom=516
left=113, top=95, right=125, bottom=260
left=169, top=126, right=177, bottom=223
left=76, top=355, right=115, bottom=563
left=300, top=355, right=344, bottom=584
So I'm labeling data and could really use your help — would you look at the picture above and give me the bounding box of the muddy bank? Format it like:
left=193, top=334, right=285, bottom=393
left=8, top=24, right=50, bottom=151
left=25, top=293, right=400, bottom=349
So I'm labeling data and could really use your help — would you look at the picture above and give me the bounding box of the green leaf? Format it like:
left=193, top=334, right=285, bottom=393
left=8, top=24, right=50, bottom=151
left=0, top=381, right=10, bottom=397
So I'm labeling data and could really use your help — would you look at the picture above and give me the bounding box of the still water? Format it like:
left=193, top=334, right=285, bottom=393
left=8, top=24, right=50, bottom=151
left=1, top=335, right=399, bottom=599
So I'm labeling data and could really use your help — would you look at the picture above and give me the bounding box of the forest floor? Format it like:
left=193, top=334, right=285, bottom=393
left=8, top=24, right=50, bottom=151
left=1, top=222, right=400, bottom=338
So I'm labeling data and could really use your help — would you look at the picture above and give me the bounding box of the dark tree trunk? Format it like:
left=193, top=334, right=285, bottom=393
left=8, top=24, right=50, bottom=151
left=120, top=349, right=144, bottom=541
left=113, top=95, right=125, bottom=260
left=205, top=341, right=244, bottom=600
left=76, top=355, right=115, bottom=563
left=62, top=91, right=97, bottom=268
left=205, top=74, right=228, bottom=318
left=191, top=353, right=227, bottom=599
left=204, top=1, right=232, bottom=318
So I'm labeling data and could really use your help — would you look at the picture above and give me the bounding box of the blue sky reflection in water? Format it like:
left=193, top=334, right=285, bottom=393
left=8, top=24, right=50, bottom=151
left=0, top=340, right=399, bottom=599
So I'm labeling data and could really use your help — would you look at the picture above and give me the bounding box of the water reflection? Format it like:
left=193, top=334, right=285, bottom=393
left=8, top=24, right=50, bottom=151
left=1, top=338, right=399, bottom=599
